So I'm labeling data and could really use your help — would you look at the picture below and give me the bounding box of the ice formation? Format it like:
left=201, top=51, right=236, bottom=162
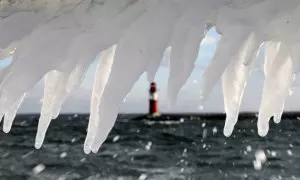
left=0, top=0, right=300, bottom=153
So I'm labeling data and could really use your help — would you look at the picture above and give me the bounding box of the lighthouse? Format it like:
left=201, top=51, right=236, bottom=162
left=148, top=82, right=160, bottom=118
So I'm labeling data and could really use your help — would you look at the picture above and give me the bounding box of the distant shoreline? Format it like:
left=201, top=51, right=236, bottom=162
left=14, top=112, right=300, bottom=121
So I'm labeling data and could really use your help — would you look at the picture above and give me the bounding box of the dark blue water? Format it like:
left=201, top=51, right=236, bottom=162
left=0, top=114, right=300, bottom=180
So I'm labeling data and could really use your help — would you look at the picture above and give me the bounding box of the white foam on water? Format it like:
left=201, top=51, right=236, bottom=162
left=253, top=149, right=267, bottom=170
left=0, top=0, right=299, bottom=153
left=32, top=164, right=46, bottom=175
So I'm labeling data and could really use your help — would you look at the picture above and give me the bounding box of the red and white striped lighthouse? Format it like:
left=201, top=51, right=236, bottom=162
left=149, top=82, right=160, bottom=117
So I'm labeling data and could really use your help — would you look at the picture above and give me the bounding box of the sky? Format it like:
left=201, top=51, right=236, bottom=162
left=3, top=28, right=300, bottom=113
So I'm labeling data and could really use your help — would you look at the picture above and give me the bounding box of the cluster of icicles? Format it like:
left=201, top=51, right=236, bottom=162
left=0, top=0, right=300, bottom=154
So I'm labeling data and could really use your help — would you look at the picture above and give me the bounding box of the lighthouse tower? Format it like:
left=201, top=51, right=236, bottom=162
left=148, top=82, right=160, bottom=118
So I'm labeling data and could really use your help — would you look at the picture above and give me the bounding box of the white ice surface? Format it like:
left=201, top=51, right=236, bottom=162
left=0, top=0, right=300, bottom=152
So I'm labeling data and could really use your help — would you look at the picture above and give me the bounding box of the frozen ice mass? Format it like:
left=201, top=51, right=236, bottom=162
left=0, top=0, right=299, bottom=153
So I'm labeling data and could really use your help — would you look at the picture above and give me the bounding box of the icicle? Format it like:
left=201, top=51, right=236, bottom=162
left=84, top=45, right=116, bottom=154
left=167, top=4, right=210, bottom=108
left=201, top=27, right=250, bottom=99
left=51, top=63, right=89, bottom=119
left=262, top=41, right=281, bottom=124
left=35, top=114, right=52, bottom=149
left=146, top=48, right=165, bottom=82
left=48, top=74, right=68, bottom=119
left=264, top=42, right=281, bottom=77
left=35, top=70, right=64, bottom=149
left=222, top=32, right=262, bottom=137
left=258, top=44, right=293, bottom=136
left=0, top=2, right=87, bottom=117
left=36, top=61, right=91, bottom=148
left=2, top=93, right=26, bottom=133
left=145, top=1, right=188, bottom=82
left=89, top=1, right=183, bottom=153
left=0, top=71, right=43, bottom=118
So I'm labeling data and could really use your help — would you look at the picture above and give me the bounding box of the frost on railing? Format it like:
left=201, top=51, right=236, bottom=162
left=0, top=0, right=300, bottom=153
